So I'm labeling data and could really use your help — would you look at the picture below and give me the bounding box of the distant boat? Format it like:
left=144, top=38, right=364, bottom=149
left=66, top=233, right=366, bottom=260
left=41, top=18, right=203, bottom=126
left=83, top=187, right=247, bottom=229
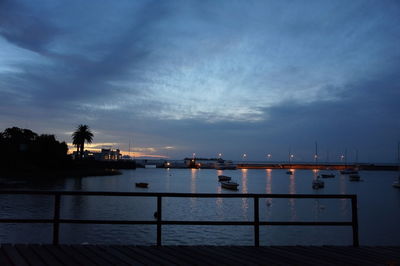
left=349, top=174, right=361, bottom=182
left=312, top=176, right=324, bottom=189
left=135, top=182, right=149, bottom=188
left=340, top=169, right=358, bottom=175
left=145, top=165, right=157, bottom=169
left=221, top=181, right=239, bottom=190
left=218, top=175, right=231, bottom=181
left=393, top=180, right=400, bottom=188
left=286, top=148, right=293, bottom=175
left=320, top=173, right=335, bottom=178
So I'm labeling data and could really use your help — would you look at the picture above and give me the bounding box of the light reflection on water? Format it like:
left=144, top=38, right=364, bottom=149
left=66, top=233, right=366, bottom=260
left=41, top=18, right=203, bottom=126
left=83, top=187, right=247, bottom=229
left=0, top=168, right=400, bottom=245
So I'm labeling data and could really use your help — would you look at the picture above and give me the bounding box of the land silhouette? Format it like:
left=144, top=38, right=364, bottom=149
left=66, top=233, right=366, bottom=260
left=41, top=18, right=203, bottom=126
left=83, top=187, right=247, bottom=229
left=0, top=126, right=134, bottom=179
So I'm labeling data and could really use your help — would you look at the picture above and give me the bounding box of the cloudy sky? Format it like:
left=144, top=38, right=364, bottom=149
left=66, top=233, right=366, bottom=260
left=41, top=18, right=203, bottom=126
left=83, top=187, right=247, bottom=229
left=0, top=0, right=399, bottom=162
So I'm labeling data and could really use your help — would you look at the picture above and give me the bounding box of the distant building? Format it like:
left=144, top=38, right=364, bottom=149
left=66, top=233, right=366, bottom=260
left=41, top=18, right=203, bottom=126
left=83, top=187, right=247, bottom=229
left=72, top=148, right=122, bottom=160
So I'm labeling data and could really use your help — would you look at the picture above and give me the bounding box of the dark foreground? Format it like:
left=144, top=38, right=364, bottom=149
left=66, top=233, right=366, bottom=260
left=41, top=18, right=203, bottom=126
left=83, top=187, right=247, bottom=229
left=1, top=245, right=399, bottom=266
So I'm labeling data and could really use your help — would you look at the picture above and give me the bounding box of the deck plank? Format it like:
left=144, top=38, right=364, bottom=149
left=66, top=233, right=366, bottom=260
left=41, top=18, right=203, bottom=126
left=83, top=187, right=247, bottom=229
left=15, top=244, right=47, bottom=266
left=0, top=247, right=13, bottom=266
left=1, top=244, right=29, bottom=266
left=113, top=246, right=163, bottom=265
left=30, top=244, right=64, bottom=266
left=136, top=246, right=189, bottom=266
left=98, top=245, right=145, bottom=266
left=58, top=245, right=98, bottom=266
left=125, top=246, right=177, bottom=266
left=43, top=245, right=83, bottom=266
left=159, top=246, right=211, bottom=265
left=1, top=245, right=399, bottom=265
left=197, top=246, right=260, bottom=266
left=75, top=245, right=127, bottom=266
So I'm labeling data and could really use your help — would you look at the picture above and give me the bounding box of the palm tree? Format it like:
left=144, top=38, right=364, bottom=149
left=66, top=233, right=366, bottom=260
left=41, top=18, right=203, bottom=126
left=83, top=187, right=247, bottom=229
left=72, top=124, right=93, bottom=159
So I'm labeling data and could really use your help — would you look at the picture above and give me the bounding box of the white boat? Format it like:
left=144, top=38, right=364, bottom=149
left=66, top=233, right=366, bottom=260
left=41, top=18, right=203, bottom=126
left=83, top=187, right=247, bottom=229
left=221, top=181, right=239, bottom=190
left=393, top=178, right=400, bottom=188
left=312, top=176, right=324, bottom=189
left=145, top=164, right=157, bottom=169
left=349, top=174, right=361, bottom=182
left=218, top=175, right=231, bottom=181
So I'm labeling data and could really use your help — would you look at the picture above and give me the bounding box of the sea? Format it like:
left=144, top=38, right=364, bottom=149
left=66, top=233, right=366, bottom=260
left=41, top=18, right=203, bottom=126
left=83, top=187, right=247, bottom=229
left=1, top=168, right=399, bottom=246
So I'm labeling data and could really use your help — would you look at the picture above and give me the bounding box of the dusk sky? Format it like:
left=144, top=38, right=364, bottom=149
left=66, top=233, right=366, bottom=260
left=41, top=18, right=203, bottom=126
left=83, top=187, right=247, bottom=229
left=0, top=0, right=399, bottom=162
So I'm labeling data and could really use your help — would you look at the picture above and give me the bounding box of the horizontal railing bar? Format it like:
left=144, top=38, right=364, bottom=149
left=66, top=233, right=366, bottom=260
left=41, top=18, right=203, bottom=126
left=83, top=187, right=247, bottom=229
left=0, top=190, right=356, bottom=199
left=0, top=219, right=353, bottom=226
left=260, top=221, right=353, bottom=226
left=0, top=219, right=53, bottom=223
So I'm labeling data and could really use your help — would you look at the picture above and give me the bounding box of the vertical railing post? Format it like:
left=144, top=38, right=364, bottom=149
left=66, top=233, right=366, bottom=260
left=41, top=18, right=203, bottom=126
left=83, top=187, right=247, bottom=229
left=53, top=193, right=61, bottom=245
left=254, top=196, right=259, bottom=247
left=157, top=196, right=162, bottom=246
left=351, top=196, right=359, bottom=247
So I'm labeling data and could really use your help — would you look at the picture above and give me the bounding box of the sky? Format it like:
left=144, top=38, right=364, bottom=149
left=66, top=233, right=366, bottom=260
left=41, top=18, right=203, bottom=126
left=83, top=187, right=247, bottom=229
left=0, top=0, right=399, bottom=162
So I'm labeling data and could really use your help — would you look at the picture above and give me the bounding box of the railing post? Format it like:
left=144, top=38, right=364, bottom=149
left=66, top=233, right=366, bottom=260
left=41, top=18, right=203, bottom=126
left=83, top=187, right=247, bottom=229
left=157, top=196, right=162, bottom=246
left=254, top=196, right=259, bottom=247
left=53, top=193, right=61, bottom=245
left=351, top=196, right=359, bottom=247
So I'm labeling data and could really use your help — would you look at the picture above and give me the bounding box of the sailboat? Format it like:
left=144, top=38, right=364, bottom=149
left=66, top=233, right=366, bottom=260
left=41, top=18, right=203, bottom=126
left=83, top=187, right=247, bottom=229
left=393, top=142, right=400, bottom=188
left=286, top=148, right=293, bottom=175
left=340, top=148, right=359, bottom=175
left=313, top=142, right=325, bottom=189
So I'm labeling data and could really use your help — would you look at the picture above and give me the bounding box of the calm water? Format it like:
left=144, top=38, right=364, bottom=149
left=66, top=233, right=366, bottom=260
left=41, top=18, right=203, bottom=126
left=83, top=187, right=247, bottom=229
left=1, top=168, right=399, bottom=246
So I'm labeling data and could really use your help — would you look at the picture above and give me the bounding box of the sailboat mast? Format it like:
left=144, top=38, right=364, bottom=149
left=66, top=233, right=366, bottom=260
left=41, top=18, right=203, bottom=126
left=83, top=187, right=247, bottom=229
left=315, top=142, right=318, bottom=166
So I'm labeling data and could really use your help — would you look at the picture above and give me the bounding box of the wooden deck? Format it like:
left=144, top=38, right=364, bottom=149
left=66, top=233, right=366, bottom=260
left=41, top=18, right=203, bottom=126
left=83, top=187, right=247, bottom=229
left=0, top=245, right=399, bottom=265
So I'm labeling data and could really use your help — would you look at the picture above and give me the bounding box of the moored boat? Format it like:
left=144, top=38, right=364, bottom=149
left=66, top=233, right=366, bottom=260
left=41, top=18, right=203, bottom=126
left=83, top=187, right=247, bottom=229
left=349, top=174, right=361, bottom=182
left=221, top=181, right=239, bottom=190
left=135, top=182, right=149, bottom=188
left=312, top=177, right=324, bottom=189
left=218, top=175, right=231, bottom=181
left=320, top=173, right=335, bottom=178
left=340, top=169, right=358, bottom=175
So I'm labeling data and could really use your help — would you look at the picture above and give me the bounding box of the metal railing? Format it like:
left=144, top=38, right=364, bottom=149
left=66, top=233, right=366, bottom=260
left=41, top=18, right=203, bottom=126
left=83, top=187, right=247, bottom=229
left=0, top=191, right=359, bottom=246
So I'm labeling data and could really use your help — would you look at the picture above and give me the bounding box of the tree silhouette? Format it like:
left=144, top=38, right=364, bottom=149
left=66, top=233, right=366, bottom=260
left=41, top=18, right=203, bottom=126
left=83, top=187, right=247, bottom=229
left=72, top=124, right=94, bottom=159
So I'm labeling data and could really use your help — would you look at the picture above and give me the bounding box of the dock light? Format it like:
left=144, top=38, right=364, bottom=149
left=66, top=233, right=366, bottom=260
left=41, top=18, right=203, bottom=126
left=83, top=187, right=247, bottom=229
left=218, top=153, right=222, bottom=158
left=290, top=154, right=294, bottom=158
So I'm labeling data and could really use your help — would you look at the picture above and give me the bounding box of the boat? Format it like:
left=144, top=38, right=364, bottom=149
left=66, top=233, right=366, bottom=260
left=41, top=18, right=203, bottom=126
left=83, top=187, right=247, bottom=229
left=320, top=173, right=335, bottom=178
left=220, top=181, right=239, bottom=190
left=312, top=177, right=324, bottom=189
left=393, top=179, right=400, bottom=188
left=349, top=174, right=361, bottom=182
left=340, top=149, right=358, bottom=175
left=286, top=148, right=293, bottom=175
left=218, top=175, right=231, bottom=181
left=340, top=169, right=358, bottom=175
left=135, top=182, right=149, bottom=188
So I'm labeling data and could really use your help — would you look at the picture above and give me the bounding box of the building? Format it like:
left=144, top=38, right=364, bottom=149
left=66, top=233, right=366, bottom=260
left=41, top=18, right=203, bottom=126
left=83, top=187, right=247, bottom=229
left=72, top=148, right=122, bottom=160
